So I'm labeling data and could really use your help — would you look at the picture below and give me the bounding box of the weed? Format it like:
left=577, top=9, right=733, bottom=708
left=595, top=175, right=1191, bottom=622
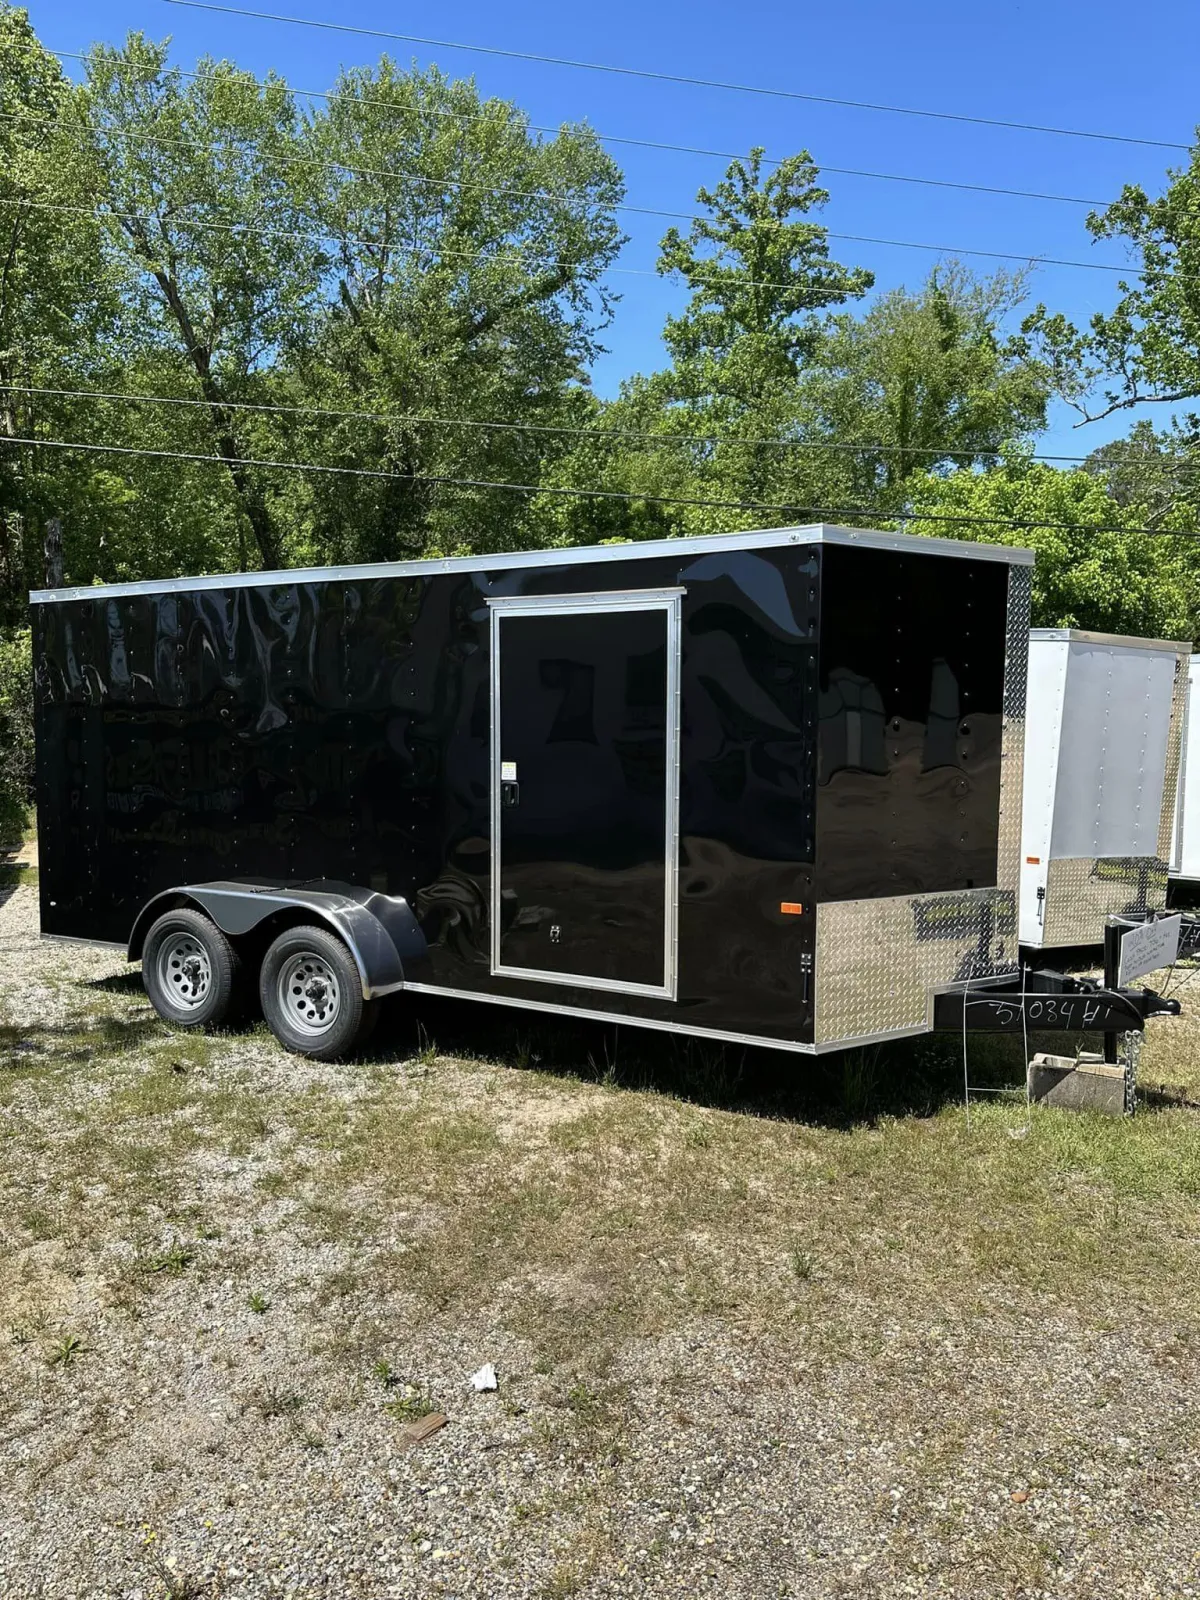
left=839, top=1046, right=883, bottom=1120
left=21, top=1207, right=57, bottom=1240
left=384, top=1385, right=436, bottom=1423
left=143, top=1243, right=196, bottom=1276
left=248, top=1384, right=304, bottom=1420
left=540, top=1565, right=582, bottom=1599
left=149, top=1558, right=206, bottom=1599
left=791, top=1247, right=817, bottom=1282
left=246, top=1292, right=270, bottom=1315
left=373, top=1359, right=401, bottom=1388
left=414, top=1023, right=438, bottom=1069
left=513, top=1033, right=541, bottom=1072
left=46, top=1333, right=85, bottom=1368
left=564, top=1380, right=614, bottom=1429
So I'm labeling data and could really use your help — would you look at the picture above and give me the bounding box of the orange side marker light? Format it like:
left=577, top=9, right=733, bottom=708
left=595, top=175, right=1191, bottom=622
left=780, top=901, right=805, bottom=915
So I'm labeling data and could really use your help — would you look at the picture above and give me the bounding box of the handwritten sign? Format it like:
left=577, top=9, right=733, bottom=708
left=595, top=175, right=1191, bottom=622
left=1117, top=915, right=1181, bottom=986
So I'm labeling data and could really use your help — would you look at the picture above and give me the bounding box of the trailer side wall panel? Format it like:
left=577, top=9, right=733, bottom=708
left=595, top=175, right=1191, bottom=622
left=32, top=528, right=1028, bottom=1051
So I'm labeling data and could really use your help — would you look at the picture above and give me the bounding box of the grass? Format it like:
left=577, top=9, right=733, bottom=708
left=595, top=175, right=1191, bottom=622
left=6, top=891, right=1200, bottom=1590
left=10, top=964, right=1200, bottom=1371
left=142, top=1243, right=196, bottom=1277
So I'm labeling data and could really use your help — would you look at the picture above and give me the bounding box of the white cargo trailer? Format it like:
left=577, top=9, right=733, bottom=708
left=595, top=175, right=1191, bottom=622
left=1020, top=629, right=1189, bottom=949
left=1170, top=654, right=1200, bottom=891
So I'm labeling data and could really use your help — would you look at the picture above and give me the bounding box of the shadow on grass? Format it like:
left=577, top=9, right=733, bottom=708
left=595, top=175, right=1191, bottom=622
left=0, top=1013, right=162, bottom=1069
left=86, top=969, right=144, bottom=995
left=365, top=991, right=1037, bottom=1127
left=0, top=862, right=36, bottom=907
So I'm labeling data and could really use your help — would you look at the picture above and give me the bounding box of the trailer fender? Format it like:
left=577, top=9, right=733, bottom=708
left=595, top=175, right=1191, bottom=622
left=127, top=881, right=428, bottom=1000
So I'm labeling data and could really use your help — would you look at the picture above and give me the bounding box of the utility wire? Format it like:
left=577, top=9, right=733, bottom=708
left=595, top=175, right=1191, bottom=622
left=0, top=105, right=1119, bottom=218
left=161, top=0, right=1193, bottom=154
left=4, top=432, right=1196, bottom=539
left=10, top=381, right=1198, bottom=472
left=0, top=196, right=924, bottom=303
left=44, top=52, right=1114, bottom=211
left=3, top=191, right=1183, bottom=290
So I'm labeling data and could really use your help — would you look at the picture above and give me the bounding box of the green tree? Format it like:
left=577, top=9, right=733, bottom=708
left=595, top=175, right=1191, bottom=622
left=282, top=60, right=625, bottom=563
left=0, top=4, right=116, bottom=611
left=531, top=149, right=874, bottom=544
left=0, top=624, right=31, bottom=837
left=657, top=147, right=873, bottom=405
left=809, top=264, right=1051, bottom=499
left=1082, top=418, right=1199, bottom=525
left=76, top=33, right=321, bottom=570
left=1024, top=134, right=1200, bottom=428
left=904, top=458, right=1200, bottom=639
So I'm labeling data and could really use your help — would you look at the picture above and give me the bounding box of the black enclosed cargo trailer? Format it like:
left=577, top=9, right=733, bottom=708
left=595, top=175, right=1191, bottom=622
left=30, top=524, right=1177, bottom=1061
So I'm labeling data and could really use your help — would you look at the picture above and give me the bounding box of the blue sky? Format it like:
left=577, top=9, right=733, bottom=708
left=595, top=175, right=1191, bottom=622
left=36, top=0, right=1200, bottom=458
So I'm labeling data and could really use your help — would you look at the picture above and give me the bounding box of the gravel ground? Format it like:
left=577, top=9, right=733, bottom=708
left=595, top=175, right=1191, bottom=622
left=3, top=870, right=1200, bottom=1599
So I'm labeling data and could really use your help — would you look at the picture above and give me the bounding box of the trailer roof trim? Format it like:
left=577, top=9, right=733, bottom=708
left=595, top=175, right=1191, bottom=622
left=1030, top=627, right=1194, bottom=652
left=28, top=522, right=1034, bottom=605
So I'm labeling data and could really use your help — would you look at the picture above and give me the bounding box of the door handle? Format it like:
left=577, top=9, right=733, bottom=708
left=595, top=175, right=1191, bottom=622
left=501, top=781, right=520, bottom=809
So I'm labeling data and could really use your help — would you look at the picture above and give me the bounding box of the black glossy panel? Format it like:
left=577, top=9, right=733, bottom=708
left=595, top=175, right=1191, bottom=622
left=32, top=538, right=1011, bottom=1048
left=815, top=544, right=1008, bottom=902
left=497, top=607, right=668, bottom=987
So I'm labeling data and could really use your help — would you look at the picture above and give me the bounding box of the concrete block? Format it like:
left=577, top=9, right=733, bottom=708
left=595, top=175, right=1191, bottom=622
left=1027, top=1052, right=1127, bottom=1115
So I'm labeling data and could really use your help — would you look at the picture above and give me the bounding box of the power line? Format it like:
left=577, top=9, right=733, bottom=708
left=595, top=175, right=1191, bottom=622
left=0, top=196, right=865, bottom=302
left=160, top=0, right=1194, bottom=154
left=0, top=381, right=1156, bottom=468
left=1, top=104, right=1117, bottom=218
left=45, top=51, right=1112, bottom=211
left=4, top=191, right=1184, bottom=290
left=4, top=431, right=1197, bottom=539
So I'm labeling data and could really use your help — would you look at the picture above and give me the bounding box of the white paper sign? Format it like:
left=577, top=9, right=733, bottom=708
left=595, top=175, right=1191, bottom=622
left=501, top=761, right=517, bottom=782
left=1117, top=914, right=1181, bottom=985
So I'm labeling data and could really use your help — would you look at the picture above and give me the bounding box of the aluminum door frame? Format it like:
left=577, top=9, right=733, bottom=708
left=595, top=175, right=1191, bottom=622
left=488, top=588, right=684, bottom=1001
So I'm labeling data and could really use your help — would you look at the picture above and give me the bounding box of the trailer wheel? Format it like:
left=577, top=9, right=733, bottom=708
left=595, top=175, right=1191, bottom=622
left=259, top=925, right=376, bottom=1060
left=142, top=908, right=241, bottom=1029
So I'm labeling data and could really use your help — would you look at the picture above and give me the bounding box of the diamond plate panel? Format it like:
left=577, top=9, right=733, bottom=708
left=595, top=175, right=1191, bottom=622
left=815, top=887, right=1017, bottom=1045
left=1040, top=855, right=1168, bottom=948
left=1157, top=649, right=1190, bottom=863
left=998, top=563, right=1031, bottom=894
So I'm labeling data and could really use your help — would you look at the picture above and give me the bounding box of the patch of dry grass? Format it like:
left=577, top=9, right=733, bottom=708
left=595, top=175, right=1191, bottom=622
left=5, top=884, right=1200, bottom=1596
left=4, top=948, right=1200, bottom=1370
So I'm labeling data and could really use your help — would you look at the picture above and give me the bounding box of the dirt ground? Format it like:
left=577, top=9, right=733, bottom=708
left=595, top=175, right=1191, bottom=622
left=3, top=860, right=1200, bottom=1599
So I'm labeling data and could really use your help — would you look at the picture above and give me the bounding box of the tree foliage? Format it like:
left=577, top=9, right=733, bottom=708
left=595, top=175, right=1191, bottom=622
left=905, top=457, right=1200, bottom=637
left=808, top=265, right=1051, bottom=497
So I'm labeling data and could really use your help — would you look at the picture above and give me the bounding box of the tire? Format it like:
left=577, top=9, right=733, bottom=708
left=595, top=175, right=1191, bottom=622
left=259, top=924, right=377, bottom=1060
left=142, top=907, right=241, bottom=1030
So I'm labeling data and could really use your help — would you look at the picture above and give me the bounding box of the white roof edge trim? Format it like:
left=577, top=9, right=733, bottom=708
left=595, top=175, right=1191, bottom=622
left=29, top=522, right=1035, bottom=605
left=1030, top=627, right=1195, bottom=652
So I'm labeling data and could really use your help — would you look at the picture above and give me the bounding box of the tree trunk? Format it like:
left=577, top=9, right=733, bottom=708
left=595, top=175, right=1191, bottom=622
left=43, top=516, right=63, bottom=589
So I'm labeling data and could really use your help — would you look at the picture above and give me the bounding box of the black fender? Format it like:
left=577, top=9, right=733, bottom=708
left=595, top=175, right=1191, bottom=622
left=128, top=880, right=429, bottom=1000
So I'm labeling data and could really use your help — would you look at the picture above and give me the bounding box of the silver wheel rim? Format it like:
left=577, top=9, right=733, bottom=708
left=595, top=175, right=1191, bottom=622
left=278, top=950, right=342, bottom=1036
left=157, top=931, right=212, bottom=1010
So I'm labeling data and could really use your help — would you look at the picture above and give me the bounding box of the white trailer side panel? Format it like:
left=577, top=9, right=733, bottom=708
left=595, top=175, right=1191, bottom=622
left=1171, top=655, right=1200, bottom=881
left=1019, top=635, right=1069, bottom=944
left=1020, top=630, right=1188, bottom=949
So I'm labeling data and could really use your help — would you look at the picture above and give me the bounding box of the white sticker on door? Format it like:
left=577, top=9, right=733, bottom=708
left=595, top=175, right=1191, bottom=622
left=501, top=761, right=517, bottom=782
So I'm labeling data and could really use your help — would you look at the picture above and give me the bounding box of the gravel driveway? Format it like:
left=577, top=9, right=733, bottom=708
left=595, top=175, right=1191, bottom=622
left=3, top=872, right=1200, bottom=1599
